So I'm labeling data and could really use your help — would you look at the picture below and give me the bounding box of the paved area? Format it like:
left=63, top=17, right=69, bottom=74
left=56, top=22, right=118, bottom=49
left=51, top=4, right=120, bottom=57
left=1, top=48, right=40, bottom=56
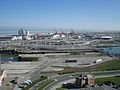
left=0, top=53, right=114, bottom=90
left=0, top=76, right=20, bottom=90
left=41, top=55, right=113, bottom=72
left=1, top=53, right=113, bottom=75
left=1, top=58, right=47, bottom=74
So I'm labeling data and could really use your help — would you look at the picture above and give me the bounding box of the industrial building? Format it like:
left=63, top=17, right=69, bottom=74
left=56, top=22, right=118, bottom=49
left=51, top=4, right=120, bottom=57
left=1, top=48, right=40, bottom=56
left=76, top=74, right=95, bottom=88
left=18, top=28, right=29, bottom=36
left=62, top=74, right=95, bottom=89
left=0, top=70, right=7, bottom=87
left=0, top=36, right=22, bottom=41
left=18, top=28, right=31, bottom=40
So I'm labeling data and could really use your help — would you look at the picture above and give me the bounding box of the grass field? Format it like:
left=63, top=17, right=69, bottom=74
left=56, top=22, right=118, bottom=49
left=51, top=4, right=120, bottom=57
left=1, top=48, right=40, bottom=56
left=56, top=87, right=67, bottom=90
left=92, top=71, right=120, bottom=76
left=38, top=79, right=55, bottom=90
left=95, top=59, right=120, bottom=70
left=96, top=76, right=120, bottom=85
left=57, top=59, right=120, bottom=74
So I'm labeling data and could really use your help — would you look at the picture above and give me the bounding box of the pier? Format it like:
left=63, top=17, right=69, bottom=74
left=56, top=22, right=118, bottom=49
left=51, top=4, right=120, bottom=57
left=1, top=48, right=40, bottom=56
left=0, top=48, right=98, bottom=54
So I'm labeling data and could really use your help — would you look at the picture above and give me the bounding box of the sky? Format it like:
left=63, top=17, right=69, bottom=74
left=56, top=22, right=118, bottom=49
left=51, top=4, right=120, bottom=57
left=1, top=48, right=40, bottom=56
left=0, top=0, right=120, bottom=31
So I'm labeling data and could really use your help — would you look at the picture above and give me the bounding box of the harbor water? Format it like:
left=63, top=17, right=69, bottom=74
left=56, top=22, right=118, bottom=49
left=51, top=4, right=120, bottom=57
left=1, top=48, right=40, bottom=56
left=102, top=47, right=120, bottom=56
left=0, top=54, right=18, bottom=62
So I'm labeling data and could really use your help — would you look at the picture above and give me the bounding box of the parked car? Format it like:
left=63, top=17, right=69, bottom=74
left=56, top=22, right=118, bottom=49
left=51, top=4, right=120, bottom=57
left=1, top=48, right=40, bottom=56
left=23, top=81, right=30, bottom=85
left=25, top=79, right=32, bottom=84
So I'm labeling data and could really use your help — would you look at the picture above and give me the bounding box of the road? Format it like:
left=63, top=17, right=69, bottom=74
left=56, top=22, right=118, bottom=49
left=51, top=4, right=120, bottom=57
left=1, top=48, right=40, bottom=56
left=45, top=73, right=120, bottom=90
left=29, top=79, right=48, bottom=90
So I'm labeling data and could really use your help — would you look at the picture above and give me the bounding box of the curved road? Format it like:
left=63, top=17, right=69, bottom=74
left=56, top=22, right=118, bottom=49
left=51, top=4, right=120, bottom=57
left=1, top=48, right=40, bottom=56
left=45, top=73, right=120, bottom=90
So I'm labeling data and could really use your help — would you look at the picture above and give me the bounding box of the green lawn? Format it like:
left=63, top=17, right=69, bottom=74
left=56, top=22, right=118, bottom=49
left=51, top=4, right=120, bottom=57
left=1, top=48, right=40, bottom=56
left=96, top=76, right=120, bottom=85
left=56, top=87, right=67, bottom=90
left=38, top=79, right=55, bottom=90
left=93, top=71, right=120, bottom=76
left=96, top=59, right=120, bottom=70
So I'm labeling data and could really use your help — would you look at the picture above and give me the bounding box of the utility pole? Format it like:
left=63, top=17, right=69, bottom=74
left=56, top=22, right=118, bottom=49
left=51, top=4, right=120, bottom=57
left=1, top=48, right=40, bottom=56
left=0, top=54, right=1, bottom=70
